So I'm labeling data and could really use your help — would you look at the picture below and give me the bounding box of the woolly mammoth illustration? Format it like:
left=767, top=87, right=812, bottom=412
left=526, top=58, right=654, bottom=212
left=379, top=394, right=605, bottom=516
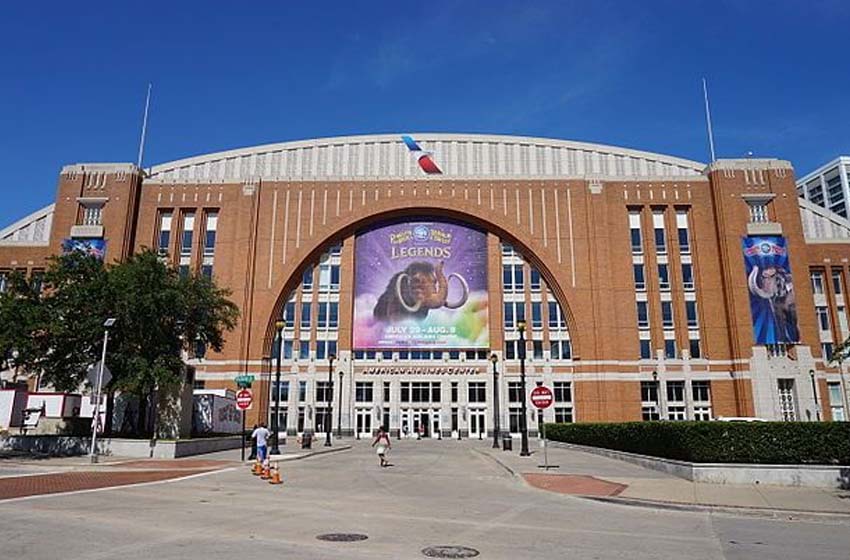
left=748, top=265, right=799, bottom=342
left=373, top=261, right=469, bottom=321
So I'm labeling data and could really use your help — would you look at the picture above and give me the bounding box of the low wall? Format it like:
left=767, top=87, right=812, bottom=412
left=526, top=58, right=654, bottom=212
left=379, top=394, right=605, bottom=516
left=1, top=435, right=242, bottom=459
left=549, top=441, right=850, bottom=489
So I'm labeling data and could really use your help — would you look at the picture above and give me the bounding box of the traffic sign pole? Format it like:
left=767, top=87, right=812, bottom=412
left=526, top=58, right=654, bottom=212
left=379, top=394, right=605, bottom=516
left=241, top=409, right=246, bottom=462
left=529, top=386, right=558, bottom=470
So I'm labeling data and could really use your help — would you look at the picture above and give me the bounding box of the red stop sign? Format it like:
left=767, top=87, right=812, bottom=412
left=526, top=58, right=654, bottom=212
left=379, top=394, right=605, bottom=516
left=236, top=389, right=253, bottom=410
left=530, top=386, right=554, bottom=409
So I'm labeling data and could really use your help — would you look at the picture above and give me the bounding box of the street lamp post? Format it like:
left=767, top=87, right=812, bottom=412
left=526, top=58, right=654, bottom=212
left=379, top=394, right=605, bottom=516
left=810, top=369, right=821, bottom=421
left=517, top=320, right=530, bottom=457
left=270, top=321, right=284, bottom=456
left=337, top=370, right=343, bottom=438
left=90, top=318, right=116, bottom=464
left=325, top=354, right=335, bottom=447
left=490, top=353, right=501, bottom=449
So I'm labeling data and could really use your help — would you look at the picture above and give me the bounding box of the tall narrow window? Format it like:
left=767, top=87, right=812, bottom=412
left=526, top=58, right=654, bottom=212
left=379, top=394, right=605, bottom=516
left=661, top=301, right=674, bottom=328
left=157, top=211, right=172, bottom=256
left=676, top=210, right=690, bottom=254
left=181, top=212, right=195, bottom=256
left=531, top=302, right=542, bottom=330
left=811, top=271, right=825, bottom=295
left=203, top=211, right=218, bottom=255
left=658, top=264, right=670, bottom=290
left=629, top=210, right=642, bottom=254
left=636, top=301, right=649, bottom=328
left=832, top=269, right=844, bottom=296
left=686, top=301, right=698, bottom=328
left=302, top=267, right=314, bottom=292
left=300, top=302, right=312, bottom=329
left=530, top=268, right=541, bottom=292
left=681, top=263, right=694, bottom=290
left=653, top=210, right=666, bottom=254
left=633, top=264, right=646, bottom=291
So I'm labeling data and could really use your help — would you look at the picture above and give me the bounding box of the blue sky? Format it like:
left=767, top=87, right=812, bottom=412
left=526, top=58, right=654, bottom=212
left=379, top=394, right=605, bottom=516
left=2, top=1, right=849, bottom=227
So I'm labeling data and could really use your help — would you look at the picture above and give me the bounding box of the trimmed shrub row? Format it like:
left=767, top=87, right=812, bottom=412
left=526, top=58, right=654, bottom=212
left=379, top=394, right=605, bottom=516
left=544, top=421, right=850, bottom=465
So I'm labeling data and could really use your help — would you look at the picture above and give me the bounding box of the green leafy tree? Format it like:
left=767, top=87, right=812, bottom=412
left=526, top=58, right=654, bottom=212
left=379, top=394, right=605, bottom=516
left=0, top=270, right=44, bottom=381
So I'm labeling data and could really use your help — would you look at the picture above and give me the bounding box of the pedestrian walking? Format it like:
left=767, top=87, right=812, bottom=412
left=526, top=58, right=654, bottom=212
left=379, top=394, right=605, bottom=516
left=372, top=427, right=391, bottom=467
left=252, top=422, right=271, bottom=464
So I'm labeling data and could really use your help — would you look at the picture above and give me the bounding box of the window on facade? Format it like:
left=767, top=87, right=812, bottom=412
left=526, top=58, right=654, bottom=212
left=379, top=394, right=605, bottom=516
left=636, top=301, right=649, bottom=328
left=658, top=264, right=670, bottom=290
left=676, top=211, right=690, bottom=254
left=686, top=301, right=698, bottom=328
left=778, top=379, right=797, bottom=421
left=640, top=339, right=652, bottom=359
left=641, top=381, right=660, bottom=420
left=298, top=340, right=310, bottom=360
left=300, top=302, right=312, bottom=329
left=81, top=204, right=103, bottom=226
left=468, top=382, right=486, bottom=403
left=272, top=381, right=290, bottom=403
left=181, top=212, right=195, bottom=256
left=157, top=211, right=172, bottom=255
left=554, top=407, right=573, bottom=423
left=315, top=381, right=333, bottom=403
left=450, top=382, right=458, bottom=403
left=531, top=302, right=542, bottom=330
left=530, top=268, right=541, bottom=292
left=550, top=340, right=572, bottom=361
left=822, top=343, right=834, bottom=362
left=548, top=301, right=567, bottom=329
left=532, top=340, right=543, bottom=360
left=666, top=380, right=685, bottom=420
left=664, top=338, right=677, bottom=359
left=553, top=381, right=571, bottom=403
left=816, top=306, right=830, bottom=331
left=302, top=267, right=313, bottom=292
left=653, top=211, right=666, bottom=254
left=832, top=270, right=844, bottom=296
left=508, top=381, right=523, bottom=403
left=504, top=340, right=516, bottom=360
left=828, top=382, right=845, bottom=421
left=0, top=271, right=8, bottom=294
left=633, top=264, right=645, bottom=291
left=681, top=263, right=694, bottom=290
left=355, top=382, right=374, bottom=403
left=811, top=271, right=825, bottom=295
left=203, top=211, right=218, bottom=255
left=298, top=381, right=307, bottom=402
left=282, top=339, right=293, bottom=360
left=283, top=301, right=296, bottom=328
left=383, top=382, right=391, bottom=402
left=689, top=338, right=701, bottom=359
left=629, top=210, right=642, bottom=254
left=502, top=264, right=524, bottom=292
left=661, top=301, right=674, bottom=328
left=692, top=380, right=712, bottom=420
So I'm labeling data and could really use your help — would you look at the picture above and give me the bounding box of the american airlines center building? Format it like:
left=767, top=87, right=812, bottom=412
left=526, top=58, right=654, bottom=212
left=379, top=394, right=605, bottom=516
left=2, top=133, right=850, bottom=437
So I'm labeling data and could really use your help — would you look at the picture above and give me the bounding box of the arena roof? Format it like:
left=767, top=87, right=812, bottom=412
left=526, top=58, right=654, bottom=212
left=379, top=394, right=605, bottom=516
left=145, top=133, right=707, bottom=183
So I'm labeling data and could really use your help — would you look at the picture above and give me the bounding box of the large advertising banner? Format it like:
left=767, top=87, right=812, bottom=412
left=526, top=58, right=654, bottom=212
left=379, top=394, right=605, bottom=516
left=353, top=220, right=489, bottom=349
left=743, top=236, right=800, bottom=344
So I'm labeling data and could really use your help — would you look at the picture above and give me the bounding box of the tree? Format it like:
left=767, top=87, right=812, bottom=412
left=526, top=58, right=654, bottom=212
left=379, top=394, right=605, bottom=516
left=0, top=248, right=239, bottom=436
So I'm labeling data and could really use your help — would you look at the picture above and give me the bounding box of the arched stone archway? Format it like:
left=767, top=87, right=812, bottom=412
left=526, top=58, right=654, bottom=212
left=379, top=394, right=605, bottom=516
left=255, top=181, right=585, bottom=359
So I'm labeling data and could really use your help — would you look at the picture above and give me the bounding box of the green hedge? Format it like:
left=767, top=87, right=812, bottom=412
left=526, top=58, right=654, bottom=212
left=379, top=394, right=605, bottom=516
left=544, top=422, right=850, bottom=465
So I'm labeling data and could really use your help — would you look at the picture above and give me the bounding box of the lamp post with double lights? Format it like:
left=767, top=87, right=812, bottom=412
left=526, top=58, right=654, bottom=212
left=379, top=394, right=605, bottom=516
left=270, top=320, right=284, bottom=456
left=517, top=320, right=530, bottom=457
left=490, top=353, right=501, bottom=449
left=325, top=353, right=335, bottom=447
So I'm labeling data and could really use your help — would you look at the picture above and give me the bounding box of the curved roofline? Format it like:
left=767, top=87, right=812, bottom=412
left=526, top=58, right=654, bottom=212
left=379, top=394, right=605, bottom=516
left=148, top=132, right=705, bottom=176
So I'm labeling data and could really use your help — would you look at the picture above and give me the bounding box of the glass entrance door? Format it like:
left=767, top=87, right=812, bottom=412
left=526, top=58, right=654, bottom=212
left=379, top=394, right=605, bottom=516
left=356, top=409, right=372, bottom=438
left=469, top=410, right=486, bottom=438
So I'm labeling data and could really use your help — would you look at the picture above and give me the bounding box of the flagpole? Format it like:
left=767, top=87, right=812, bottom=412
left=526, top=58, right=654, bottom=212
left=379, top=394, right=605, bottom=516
left=702, top=78, right=716, bottom=163
left=137, top=83, right=152, bottom=169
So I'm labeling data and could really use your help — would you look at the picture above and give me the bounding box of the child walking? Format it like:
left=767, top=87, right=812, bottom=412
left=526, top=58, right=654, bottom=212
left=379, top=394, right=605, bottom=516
left=371, top=427, right=391, bottom=467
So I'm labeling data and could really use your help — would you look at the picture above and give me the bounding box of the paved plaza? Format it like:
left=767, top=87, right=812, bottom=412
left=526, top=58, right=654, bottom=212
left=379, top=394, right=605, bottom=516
left=1, top=440, right=849, bottom=559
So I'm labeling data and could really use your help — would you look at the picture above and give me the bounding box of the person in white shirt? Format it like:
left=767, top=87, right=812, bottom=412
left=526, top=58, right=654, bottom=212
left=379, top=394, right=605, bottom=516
left=252, top=422, right=271, bottom=463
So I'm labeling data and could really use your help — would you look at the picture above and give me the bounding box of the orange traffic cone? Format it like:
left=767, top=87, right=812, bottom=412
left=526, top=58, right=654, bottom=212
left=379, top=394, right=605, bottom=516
left=252, top=461, right=262, bottom=475
left=268, top=463, right=283, bottom=485
left=260, top=464, right=271, bottom=480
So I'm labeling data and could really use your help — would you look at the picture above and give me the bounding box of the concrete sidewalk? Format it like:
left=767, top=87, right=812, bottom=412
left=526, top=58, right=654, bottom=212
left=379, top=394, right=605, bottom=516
left=477, top=440, right=850, bottom=516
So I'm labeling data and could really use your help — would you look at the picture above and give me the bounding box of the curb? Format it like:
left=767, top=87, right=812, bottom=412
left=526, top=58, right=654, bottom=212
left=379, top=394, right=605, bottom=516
left=474, top=448, right=850, bottom=523
left=582, top=494, right=850, bottom=524
left=249, top=445, right=352, bottom=464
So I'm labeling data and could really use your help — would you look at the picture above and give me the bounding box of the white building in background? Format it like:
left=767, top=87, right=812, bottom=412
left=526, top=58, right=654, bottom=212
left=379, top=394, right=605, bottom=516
left=797, top=156, right=850, bottom=219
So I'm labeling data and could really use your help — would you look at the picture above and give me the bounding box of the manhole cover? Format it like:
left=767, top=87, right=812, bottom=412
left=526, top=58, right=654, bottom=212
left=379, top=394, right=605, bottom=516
left=316, top=533, right=369, bottom=542
left=422, top=545, right=480, bottom=558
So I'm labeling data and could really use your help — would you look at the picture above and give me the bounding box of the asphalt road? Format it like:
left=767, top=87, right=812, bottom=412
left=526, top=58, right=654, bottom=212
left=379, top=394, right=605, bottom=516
left=1, top=439, right=848, bottom=560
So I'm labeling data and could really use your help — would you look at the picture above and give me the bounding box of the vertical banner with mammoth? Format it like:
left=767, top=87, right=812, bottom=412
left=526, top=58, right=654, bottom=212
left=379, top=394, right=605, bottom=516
left=353, top=220, right=489, bottom=349
left=742, top=236, right=800, bottom=344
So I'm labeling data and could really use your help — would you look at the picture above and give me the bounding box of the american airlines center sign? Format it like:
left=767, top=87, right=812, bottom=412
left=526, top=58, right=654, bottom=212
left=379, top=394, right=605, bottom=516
left=353, top=220, right=490, bottom=350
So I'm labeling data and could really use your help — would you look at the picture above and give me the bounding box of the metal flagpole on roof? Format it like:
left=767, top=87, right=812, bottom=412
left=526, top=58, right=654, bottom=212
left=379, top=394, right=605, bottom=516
left=137, top=83, right=152, bottom=169
left=702, top=78, right=717, bottom=163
